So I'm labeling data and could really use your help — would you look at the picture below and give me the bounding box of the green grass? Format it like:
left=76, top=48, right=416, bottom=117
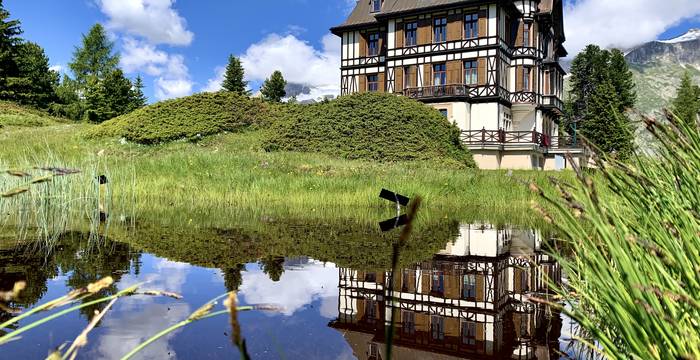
left=539, top=113, right=700, bottom=359
left=0, top=101, right=65, bottom=128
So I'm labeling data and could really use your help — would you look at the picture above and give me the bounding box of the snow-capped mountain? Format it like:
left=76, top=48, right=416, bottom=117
left=623, top=29, right=700, bottom=114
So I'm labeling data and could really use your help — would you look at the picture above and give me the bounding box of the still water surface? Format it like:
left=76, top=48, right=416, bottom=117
left=0, top=221, right=579, bottom=359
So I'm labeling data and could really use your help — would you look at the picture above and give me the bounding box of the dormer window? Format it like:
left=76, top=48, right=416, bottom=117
left=371, top=0, right=382, bottom=13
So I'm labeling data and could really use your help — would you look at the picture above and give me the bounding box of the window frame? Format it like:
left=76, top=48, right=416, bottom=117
left=368, top=33, right=380, bottom=56
left=522, top=67, right=531, bottom=92
left=404, top=22, right=418, bottom=47
left=463, top=59, right=478, bottom=86
left=433, top=63, right=447, bottom=86
left=431, top=315, right=445, bottom=341
left=370, top=0, right=382, bottom=13
left=433, top=17, right=447, bottom=43
left=367, top=74, right=379, bottom=92
left=402, top=310, right=416, bottom=335
left=462, top=273, right=477, bottom=300
left=523, top=22, right=531, bottom=47
left=431, top=270, right=445, bottom=294
left=461, top=321, right=477, bottom=345
left=464, top=12, right=479, bottom=39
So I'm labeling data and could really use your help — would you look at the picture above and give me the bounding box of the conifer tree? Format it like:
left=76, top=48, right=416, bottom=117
left=6, top=42, right=59, bottom=107
left=69, top=24, right=119, bottom=88
left=260, top=70, right=287, bottom=103
left=0, top=0, right=22, bottom=94
left=579, top=81, right=635, bottom=160
left=260, top=256, right=285, bottom=282
left=129, top=75, right=147, bottom=111
left=222, top=55, right=249, bottom=95
left=608, top=49, right=637, bottom=109
left=671, top=71, right=700, bottom=127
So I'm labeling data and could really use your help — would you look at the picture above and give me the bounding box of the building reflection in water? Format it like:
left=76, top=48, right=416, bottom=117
left=330, top=224, right=563, bottom=360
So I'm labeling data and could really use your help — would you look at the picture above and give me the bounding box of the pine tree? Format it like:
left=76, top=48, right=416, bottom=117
left=221, top=55, right=249, bottom=95
left=570, top=45, right=611, bottom=119
left=580, top=81, right=635, bottom=160
left=608, top=49, right=637, bottom=110
left=260, top=70, right=287, bottom=103
left=5, top=42, right=58, bottom=107
left=84, top=69, right=134, bottom=123
left=671, top=72, right=700, bottom=127
left=259, top=256, right=285, bottom=282
left=69, top=24, right=119, bottom=88
left=129, top=75, right=147, bottom=111
left=0, top=0, right=22, bottom=94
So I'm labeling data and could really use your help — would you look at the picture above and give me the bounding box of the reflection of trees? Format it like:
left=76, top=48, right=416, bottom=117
left=0, top=232, right=141, bottom=324
left=259, top=256, right=285, bottom=282
left=222, top=264, right=246, bottom=291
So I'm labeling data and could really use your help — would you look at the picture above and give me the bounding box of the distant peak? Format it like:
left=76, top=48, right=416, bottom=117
left=658, top=29, right=700, bottom=44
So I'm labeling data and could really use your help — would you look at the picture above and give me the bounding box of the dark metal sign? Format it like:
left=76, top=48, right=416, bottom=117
left=379, top=189, right=410, bottom=207
left=379, top=214, right=408, bottom=232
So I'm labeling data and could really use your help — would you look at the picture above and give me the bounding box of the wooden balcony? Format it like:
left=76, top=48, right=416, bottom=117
left=461, top=129, right=551, bottom=148
left=403, top=84, right=470, bottom=100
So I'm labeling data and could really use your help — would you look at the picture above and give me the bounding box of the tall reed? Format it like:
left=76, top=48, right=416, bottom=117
left=536, top=111, right=700, bottom=359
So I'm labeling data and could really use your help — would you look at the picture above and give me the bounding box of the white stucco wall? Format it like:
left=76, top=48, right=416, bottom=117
left=470, top=103, right=499, bottom=130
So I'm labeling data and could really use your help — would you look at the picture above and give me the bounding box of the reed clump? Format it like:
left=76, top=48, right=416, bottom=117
left=539, top=110, right=700, bottom=359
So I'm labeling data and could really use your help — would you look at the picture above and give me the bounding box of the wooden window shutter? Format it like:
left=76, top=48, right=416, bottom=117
left=544, top=70, right=550, bottom=94
left=395, top=67, right=404, bottom=92
left=378, top=72, right=385, bottom=93
left=477, top=323, right=485, bottom=341
left=478, top=10, right=488, bottom=37
left=424, top=65, right=432, bottom=87
left=516, top=21, right=524, bottom=46
left=476, top=274, right=485, bottom=301
left=410, top=65, right=418, bottom=87
left=477, top=58, right=487, bottom=85
left=516, top=66, right=523, bottom=90
left=421, top=272, right=430, bottom=293
left=418, top=18, right=431, bottom=45
left=359, top=75, right=367, bottom=93
left=359, top=33, right=367, bottom=57
left=378, top=33, right=384, bottom=54
left=447, top=60, right=461, bottom=84
left=447, top=13, right=461, bottom=41
left=396, top=22, right=404, bottom=48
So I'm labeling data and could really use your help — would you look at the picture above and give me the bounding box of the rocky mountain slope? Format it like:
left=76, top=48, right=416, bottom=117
left=625, top=29, right=700, bottom=114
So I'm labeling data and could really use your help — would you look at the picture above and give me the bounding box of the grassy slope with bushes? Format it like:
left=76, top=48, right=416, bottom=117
left=264, top=93, right=474, bottom=166
left=90, top=92, right=474, bottom=166
left=0, top=101, right=64, bottom=128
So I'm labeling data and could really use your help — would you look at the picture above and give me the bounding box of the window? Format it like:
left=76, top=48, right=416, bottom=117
left=431, top=316, right=445, bottom=340
left=464, top=60, right=478, bottom=85
left=462, top=274, right=477, bottom=299
left=464, top=13, right=479, bottom=39
left=461, top=321, right=477, bottom=345
left=405, top=22, right=418, bottom=46
left=367, top=75, right=379, bottom=92
left=366, top=300, right=377, bottom=321
left=433, top=17, right=447, bottom=43
left=368, top=343, right=379, bottom=359
left=522, top=67, right=531, bottom=91
left=439, top=109, right=448, bottom=117
left=403, top=66, right=413, bottom=89
left=371, top=0, right=382, bottom=13
left=365, top=272, right=377, bottom=282
left=433, top=63, right=446, bottom=86
left=431, top=271, right=445, bottom=294
left=523, top=22, right=531, bottom=47
left=402, top=311, right=416, bottom=335
left=402, top=269, right=411, bottom=291
left=368, top=33, right=380, bottom=56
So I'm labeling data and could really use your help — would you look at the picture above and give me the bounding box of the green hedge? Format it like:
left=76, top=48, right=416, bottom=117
left=88, top=92, right=279, bottom=144
left=265, top=93, right=474, bottom=166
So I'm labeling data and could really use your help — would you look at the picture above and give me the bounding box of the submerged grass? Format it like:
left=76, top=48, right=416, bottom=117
left=538, top=111, right=700, bottom=359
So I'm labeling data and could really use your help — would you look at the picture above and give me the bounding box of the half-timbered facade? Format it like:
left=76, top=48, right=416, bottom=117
left=330, top=224, right=563, bottom=359
left=332, top=0, right=583, bottom=170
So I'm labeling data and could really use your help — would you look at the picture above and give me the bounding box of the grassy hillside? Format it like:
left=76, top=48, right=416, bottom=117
left=0, top=101, right=65, bottom=128
left=90, top=92, right=473, bottom=166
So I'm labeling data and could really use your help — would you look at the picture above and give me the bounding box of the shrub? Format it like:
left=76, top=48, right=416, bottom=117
left=264, top=93, right=475, bottom=167
left=88, top=92, right=279, bottom=144
left=0, top=101, right=63, bottom=128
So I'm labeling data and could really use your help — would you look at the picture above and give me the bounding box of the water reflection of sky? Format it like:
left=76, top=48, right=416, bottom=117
left=2, top=254, right=354, bottom=360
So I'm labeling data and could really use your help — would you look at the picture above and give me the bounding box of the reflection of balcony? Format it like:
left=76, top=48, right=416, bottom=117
left=512, top=46, right=541, bottom=58
left=403, top=84, right=470, bottom=100
left=461, top=129, right=551, bottom=148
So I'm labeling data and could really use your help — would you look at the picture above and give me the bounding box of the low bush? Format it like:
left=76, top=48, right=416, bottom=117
left=88, top=92, right=280, bottom=144
left=264, top=93, right=475, bottom=167
left=0, top=101, right=63, bottom=128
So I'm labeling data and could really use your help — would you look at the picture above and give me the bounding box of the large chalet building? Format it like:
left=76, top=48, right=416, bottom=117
left=332, top=0, right=584, bottom=170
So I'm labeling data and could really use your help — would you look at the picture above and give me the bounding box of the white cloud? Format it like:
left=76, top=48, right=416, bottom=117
left=49, top=64, right=64, bottom=73
left=564, top=0, right=700, bottom=55
left=203, top=66, right=225, bottom=92
left=120, top=38, right=194, bottom=100
left=97, top=0, right=193, bottom=46
left=238, top=33, right=341, bottom=100
left=239, top=260, right=338, bottom=317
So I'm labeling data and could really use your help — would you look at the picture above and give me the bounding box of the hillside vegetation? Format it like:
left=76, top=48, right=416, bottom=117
left=90, top=92, right=474, bottom=166
left=0, top=101, right=64, bottom=128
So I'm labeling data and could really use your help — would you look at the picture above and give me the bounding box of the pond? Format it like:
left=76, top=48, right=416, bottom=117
left=0, top=217, right=580, bottom=359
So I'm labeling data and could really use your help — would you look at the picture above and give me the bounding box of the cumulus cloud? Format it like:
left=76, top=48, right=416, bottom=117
left=239, top=260, right=338, bottom=317
left=202, top=66, right=226, bottom=92
left=96, top=0, right=193, bottom=46
left=120, top=38, right=193, bottom=100
left=564, top=0, right=700, bottom=55
left=238, top=33, right=341, bottom=100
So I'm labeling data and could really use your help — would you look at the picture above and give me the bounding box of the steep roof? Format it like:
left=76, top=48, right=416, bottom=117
left=332, top=0, right=476, bottom=33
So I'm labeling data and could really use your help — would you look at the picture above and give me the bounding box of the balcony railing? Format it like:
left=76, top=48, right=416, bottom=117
left=403, top=84, right=470, bottom=100
left=461, top=129, right=551, bottom=148
left=541, top=95, right=564, bottom=112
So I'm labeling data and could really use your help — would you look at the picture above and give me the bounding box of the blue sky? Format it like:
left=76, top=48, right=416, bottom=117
left=5, top=0, right=700, bottom=102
